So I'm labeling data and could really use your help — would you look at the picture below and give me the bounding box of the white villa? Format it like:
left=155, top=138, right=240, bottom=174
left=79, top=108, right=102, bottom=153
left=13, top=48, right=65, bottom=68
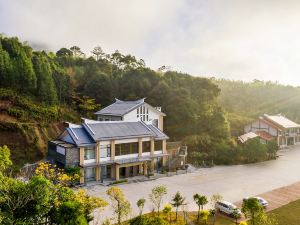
left=48, top=98, right=187, bottom=184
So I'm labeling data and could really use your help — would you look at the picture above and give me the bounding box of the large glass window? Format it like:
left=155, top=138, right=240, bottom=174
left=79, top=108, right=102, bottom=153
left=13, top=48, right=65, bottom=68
left=154, top=140, right=163, bottom=151
left=115, top=142, right=138, bottom=156
left=84, top=167, right=96, bottom=181
left=100, top=144, right=111, bottom=158
left=84, top=147, right=95, bottom=160
left=143, top=141, right=151, bottom=152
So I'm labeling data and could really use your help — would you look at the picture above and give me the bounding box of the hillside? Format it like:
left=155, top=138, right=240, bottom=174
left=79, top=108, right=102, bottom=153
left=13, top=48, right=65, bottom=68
left=0, top=35, right=231, bottom=168
left=0, top=88, right=80, bottom=169
left=216, top=79, right=300, bottom=136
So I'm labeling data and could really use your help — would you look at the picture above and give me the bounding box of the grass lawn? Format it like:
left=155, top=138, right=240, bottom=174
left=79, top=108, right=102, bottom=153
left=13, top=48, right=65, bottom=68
left=268, top=199, right=300, bottom=225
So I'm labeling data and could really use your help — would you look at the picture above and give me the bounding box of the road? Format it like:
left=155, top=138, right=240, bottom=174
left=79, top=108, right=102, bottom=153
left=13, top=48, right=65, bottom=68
left=86, top=146, right=300, bottom=222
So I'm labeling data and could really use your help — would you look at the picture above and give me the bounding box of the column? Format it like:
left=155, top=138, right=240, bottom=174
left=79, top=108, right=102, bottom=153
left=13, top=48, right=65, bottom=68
left=138, top=138, right=143, bottom=157
left=79, top=147, right=84, bottom=166
left=150, top=159, right=155, bottom=173
left=111, top=165, right=116, bottom=179
left=80, top=168, right=85, bottom=184
left=111, top=140, right=115, bottom=160
left=159, top=115, right=164, bottom=131
left=125, top=166, right=130, bottom=177
left=96, top=166, right=100, bottom=181
left=115, top=164, right=120, bottom=180
left=143, top=163, right=147, bottom=175
left=96, top=141, right=100, bottom=164
left=139, top=164, right=143, bottom=174
left=150, top=138, right=155, bottom=156
left=162, top=140, right=167, bottom=166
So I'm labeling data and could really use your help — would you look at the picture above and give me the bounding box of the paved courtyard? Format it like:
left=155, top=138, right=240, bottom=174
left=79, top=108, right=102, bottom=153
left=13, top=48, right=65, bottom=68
left=86, top=146, right=300, bottom=222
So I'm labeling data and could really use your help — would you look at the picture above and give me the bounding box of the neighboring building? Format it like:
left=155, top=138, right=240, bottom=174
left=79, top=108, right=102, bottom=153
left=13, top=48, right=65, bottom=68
left=238, top=132, right=258, bottom=144
left=48, top=99, right=187, bottom=184
left=244, top=114, right=300, bottom=147
left=238, top=131, right=274, bottom=144
left=95, top=98, right=165, bottom=130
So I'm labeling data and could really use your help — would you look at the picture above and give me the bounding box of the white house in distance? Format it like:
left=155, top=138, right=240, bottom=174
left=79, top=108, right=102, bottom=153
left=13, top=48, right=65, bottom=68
left=95, top=98, right=165, bottom=131
left=244, top=114, right=300, bottom=147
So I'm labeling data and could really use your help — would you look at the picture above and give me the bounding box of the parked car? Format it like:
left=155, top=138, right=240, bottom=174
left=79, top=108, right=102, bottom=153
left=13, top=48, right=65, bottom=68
left=243, top=197, right=268, bottom=208
left=215, top=201, right=242, bottom=217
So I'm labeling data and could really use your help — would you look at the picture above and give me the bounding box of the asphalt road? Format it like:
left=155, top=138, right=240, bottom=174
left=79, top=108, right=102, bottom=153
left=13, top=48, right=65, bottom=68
left=86, top=146, right=300, bottom=222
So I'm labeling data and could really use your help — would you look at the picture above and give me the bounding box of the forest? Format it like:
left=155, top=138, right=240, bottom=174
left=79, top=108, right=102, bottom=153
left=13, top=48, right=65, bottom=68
left=0, top=35, right=289, bottom=168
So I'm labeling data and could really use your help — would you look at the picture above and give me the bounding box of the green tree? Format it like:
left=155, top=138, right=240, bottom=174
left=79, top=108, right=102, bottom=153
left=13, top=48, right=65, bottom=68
left=243, top=138, right=267, bottom=163
left=107, top=187, right=131, bottom=225
left=232, top=208, right=241, bottom=225
left=242, top=198, right=263, bottom=225
left=70, top=46, right=84, bottom=58
left=32, top=52, right=57, bottom=104
left=0, top=45, right=12, bottom=87
left=55, top=201, right=88, bottom=225
left=193, top=194, right=208, bottom=221
left=149, top=185, right=167, bottom=214
left=171, top=192, right=185, bottom=220
left=137, top=198, right=146, bottom=216
left=56, top=48, right=73, bottom=57
left=0, top=145, right=12, bottom=173
left=91, top=46, right=106, bottom=61
left=266, top=140, right=279, bottom=159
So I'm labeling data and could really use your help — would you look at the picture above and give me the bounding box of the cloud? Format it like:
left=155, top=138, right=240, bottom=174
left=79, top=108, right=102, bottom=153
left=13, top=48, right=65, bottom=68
left=1, top=0, right=300, bottom=85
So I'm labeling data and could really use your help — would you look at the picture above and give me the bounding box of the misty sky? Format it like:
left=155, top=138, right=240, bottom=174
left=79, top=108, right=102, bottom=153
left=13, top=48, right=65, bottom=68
left=1, top=0, right=300, bottom=85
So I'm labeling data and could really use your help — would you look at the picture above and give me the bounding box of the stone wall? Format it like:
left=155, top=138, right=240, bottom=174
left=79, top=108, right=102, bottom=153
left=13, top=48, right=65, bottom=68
left=65, top=147, right=80, bottom=166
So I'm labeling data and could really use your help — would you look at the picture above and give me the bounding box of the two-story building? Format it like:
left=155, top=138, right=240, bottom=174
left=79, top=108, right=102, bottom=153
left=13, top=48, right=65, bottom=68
left=48, top=98, right=183, bottom=184
left=48, top=120, right=169, bottom=184
left=244, top=114, right=300, bottom=147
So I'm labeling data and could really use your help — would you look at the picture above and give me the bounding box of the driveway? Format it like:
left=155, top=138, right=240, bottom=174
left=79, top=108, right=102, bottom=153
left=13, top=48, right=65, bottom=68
left=86, top=146, right=300, bottom=222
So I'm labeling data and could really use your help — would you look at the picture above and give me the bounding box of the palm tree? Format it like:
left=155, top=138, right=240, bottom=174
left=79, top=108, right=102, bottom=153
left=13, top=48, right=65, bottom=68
left=171, top=192, right=186, bottom=220
left=193, top=194, right=208, bottom=221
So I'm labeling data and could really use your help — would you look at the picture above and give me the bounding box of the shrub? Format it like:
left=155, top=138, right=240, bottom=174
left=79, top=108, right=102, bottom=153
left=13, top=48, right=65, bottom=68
left=110, top=179, right=128, bottom=185
left=199, top=210, right=209, bottom=224
left=130, top=215, right=168, bottom=225
left=239, top=221, right=248, bottom=225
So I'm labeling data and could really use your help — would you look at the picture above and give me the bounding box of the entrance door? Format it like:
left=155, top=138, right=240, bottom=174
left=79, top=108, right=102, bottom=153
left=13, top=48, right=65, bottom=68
left=120, top=167, right=126, bottom=178
left=101, top=165, right=111, bottom=180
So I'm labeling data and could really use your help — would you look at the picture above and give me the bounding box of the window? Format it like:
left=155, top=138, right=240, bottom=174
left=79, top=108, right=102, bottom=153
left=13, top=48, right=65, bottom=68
left=84, top=147, right=95, bottom=160
left=136, top=105, right=149, bottom=121
left=115, top=142, right=138, bottom=156
left=84, top=167, right=96, bottom=181
left=154, top=140, right=163, bottom=151
left=100, top=144, right=111, bottom=158
left=143, top=141, right=151, bottom=152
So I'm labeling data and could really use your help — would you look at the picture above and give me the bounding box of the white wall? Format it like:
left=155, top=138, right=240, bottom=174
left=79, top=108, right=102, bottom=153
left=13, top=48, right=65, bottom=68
left=245, top=120, right=278, bottom=136
left=122, top=103, right=162, bottom=128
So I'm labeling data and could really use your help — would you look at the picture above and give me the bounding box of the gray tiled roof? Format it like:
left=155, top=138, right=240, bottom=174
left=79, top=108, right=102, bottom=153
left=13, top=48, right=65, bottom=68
left=147, top=124, right=169, bottom=140
left=56, top=121, right=169, bottom=147
left=82, top=121, right=154, bottom=141
left=95, top=98, right=145, bottom=116
left=66, top=127, right=95, bottom=146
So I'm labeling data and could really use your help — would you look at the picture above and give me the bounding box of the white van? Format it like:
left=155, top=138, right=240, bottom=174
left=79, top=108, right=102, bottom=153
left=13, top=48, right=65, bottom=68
left=215, top=201, right=241, bottom=217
